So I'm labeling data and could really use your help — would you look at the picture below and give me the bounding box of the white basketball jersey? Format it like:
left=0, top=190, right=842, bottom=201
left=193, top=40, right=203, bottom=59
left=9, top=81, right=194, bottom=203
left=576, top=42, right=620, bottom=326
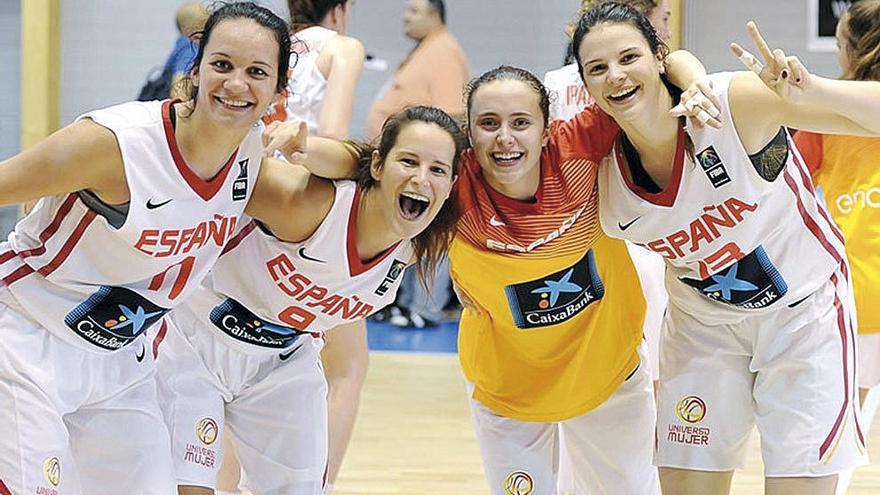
left=543, top=63, right=594, bottom=122
left=0, top=100, right=262, bottom=352
left=181, top=180, right=413, bottom=354
left=285, top=26, right=337, bottom=132
left=599, top=72, right=847, bottom=324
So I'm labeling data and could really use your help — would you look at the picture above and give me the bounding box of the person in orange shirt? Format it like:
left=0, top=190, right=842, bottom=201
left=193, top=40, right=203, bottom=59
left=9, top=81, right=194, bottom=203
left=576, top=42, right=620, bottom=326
left=794, top=2, right=880, bottom=492
left=366, top=0, right=469, bottom=139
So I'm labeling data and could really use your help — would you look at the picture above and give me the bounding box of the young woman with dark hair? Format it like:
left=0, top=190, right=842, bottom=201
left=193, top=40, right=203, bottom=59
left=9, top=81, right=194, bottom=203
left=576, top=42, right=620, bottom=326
left=573, top=2, right=880, bottom=494
left=156, top=105, right=465, bottom=495
left=221, top=2, right=365, bottom=493
left=0, top=3, right=296, bottom=494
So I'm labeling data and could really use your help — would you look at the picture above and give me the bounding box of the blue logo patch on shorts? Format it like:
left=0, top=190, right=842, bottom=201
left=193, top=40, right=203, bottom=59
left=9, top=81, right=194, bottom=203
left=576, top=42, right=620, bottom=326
left=504, top=250, right=604, bottom=329
left=65, top=286, right=168, bottom=350
left=680, top=245, right=788, bottom=309
left=209, top=298, right=304, bottom=349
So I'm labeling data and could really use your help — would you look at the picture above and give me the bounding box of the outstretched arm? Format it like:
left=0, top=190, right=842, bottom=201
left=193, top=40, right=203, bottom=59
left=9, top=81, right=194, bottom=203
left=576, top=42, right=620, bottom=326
left=262, top=120, right=361, bottom=180
left=0, top=119, right=128, bottom=207
left=729, top=21, right=880, bottom=153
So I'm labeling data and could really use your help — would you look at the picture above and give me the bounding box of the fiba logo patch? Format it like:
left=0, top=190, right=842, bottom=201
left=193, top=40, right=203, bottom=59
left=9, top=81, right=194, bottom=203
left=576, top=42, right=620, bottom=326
left=43, top=456, right=61, bottom=486
left=676, top=396, right=707, bottom=423
left=503, top=471, right=534, bottom=495
left=696, top=146, right=731, bottom=189
left=374, top=259, right=407, bottom=296
left=233, top=158, right=249, bottom=201
left=195, top=417, right=219, bottom=446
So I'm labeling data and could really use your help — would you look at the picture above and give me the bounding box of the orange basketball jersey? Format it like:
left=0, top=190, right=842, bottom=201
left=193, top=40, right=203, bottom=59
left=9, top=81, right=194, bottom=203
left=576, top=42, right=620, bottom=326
left=796, top=131, right=880, bottom=333
left=451, top=107, right=647, bottom=421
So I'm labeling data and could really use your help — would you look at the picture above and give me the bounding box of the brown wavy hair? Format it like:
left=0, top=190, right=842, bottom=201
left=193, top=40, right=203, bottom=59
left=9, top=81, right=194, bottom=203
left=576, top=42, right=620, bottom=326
left=353, top=106, right=467, bottom=286
left=839, top=0, right=880, bottom=81
left=287, top=0, right=349, bottom=32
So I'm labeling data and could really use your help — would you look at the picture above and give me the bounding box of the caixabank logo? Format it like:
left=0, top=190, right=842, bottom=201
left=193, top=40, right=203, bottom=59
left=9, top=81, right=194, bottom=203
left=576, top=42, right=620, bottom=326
left=65, top=286, right=168, bottom=350
left=504, top=250, right=604, bottom=329
left=209, top=298, right=303, bottom=349
left=680, top=245, right=788, bottom=310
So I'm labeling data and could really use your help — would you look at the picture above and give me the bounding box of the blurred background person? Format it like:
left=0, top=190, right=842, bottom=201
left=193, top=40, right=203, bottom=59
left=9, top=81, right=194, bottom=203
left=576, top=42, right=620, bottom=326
left=794, top=1, right=880, bottom=493
left=366, top=0, right=468, bottom=138
left=138, top=1, right=208, bottom=101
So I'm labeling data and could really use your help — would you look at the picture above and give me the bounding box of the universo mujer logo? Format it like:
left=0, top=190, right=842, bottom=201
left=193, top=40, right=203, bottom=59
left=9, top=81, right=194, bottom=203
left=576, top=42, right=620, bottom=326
left=836, top=187, right=880, bottom=214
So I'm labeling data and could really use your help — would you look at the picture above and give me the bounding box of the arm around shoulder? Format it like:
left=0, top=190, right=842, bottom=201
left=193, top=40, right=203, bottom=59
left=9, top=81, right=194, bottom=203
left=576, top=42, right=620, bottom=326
left=247, top=157, right=335, bottom=242
left=0, top=119, right=128, bottom=207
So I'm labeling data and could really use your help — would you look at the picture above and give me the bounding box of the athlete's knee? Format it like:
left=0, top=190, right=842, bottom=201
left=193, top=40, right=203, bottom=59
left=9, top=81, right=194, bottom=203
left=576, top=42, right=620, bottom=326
left=658, top=467, right=733, bottom=495
left=765, top=474, right=838, bottom=495
left=179, top=485, right=215, bottom=495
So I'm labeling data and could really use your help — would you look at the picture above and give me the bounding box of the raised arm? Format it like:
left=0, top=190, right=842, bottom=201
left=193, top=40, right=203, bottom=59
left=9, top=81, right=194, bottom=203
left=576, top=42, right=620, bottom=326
left=729, top=21, right=880, bottom=153
left=0, top=119, right=128, bottom=207
left=247, top=157, right=334, bottom=242
left=317, top=35, right=365, bottom=140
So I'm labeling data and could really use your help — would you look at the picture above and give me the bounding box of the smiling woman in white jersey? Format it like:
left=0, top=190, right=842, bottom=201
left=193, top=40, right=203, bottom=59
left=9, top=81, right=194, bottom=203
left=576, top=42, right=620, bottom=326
left=572, top=3, right=880, bottom=494
left=0, top=3, right=296, bottom=494
left=154, top=105, right=464, bottom=495
left=219, top=3, right=366, bottom=494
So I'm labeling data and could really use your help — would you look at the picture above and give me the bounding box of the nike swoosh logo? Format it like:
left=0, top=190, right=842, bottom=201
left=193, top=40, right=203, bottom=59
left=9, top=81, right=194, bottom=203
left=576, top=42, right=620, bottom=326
left=489, top=215, right=505, bottom=227
left=298, top=247, right=325, bottom=263
left=146, top=198, right=173, bottom=210
left=618, top=216, right=642, bottom=231
left=279, top=346, right=299, bottom=361
left=135, top=343, right=146, bottom=362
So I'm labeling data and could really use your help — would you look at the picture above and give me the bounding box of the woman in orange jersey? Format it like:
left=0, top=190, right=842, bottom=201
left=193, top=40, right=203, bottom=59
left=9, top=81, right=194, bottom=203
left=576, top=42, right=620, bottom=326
left=449, top=62, right=719, bottom=495
left=793, top=2, right=880, bottom=492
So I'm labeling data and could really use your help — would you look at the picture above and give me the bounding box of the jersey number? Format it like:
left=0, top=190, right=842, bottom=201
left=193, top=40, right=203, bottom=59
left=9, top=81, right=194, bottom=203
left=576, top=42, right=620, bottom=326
left=148, top=256, right=195, bottom=300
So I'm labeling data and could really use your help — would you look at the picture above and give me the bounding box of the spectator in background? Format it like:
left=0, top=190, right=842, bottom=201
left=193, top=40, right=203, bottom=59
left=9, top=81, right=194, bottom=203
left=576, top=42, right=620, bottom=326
left=168, top=2, right=209, bottom=99
left=368, top=0, right=468, bottom=329
left=137, top=2, right=208, bottom=101
left=366, top=0, right=469, bottom=138
left=543, top=0, right=670, bottom=121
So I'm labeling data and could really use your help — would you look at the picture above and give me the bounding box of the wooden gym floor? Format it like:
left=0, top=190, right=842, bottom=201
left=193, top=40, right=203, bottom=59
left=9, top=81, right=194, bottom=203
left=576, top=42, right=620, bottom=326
left=331, top=352, right=880, bottom=495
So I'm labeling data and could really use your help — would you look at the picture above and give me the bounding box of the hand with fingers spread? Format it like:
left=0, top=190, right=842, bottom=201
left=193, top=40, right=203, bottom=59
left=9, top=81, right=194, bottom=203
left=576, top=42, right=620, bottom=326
left=262, top=119, right=309, bottom=163
left=731, top=21, right=810, bottom=103
left=670, top=76, right=723, bottom=129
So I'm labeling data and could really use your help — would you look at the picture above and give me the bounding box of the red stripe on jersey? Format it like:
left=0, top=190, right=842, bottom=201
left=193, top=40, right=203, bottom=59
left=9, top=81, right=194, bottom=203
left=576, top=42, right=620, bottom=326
left=819, top=272, right=852, bottom=459
left=2, top=265, right=34, bottom=285
left=162, top=100, right=238, bottom=201
left=782, top=169, right=843, bottom=265
left=220, top=219, right=257, bottom=256
left=789, top=143, right=846, bottom=245
left=37, top=210, right=97, bottom=278
left=0, top=251, right=15, bottom=264
left=347, top=186, right=400, bottom=277
left=152, top=319, right=168, bottom=358
left=0, top=479, right=12, bottom=495
left=19, top=193, right=79, bottom=259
